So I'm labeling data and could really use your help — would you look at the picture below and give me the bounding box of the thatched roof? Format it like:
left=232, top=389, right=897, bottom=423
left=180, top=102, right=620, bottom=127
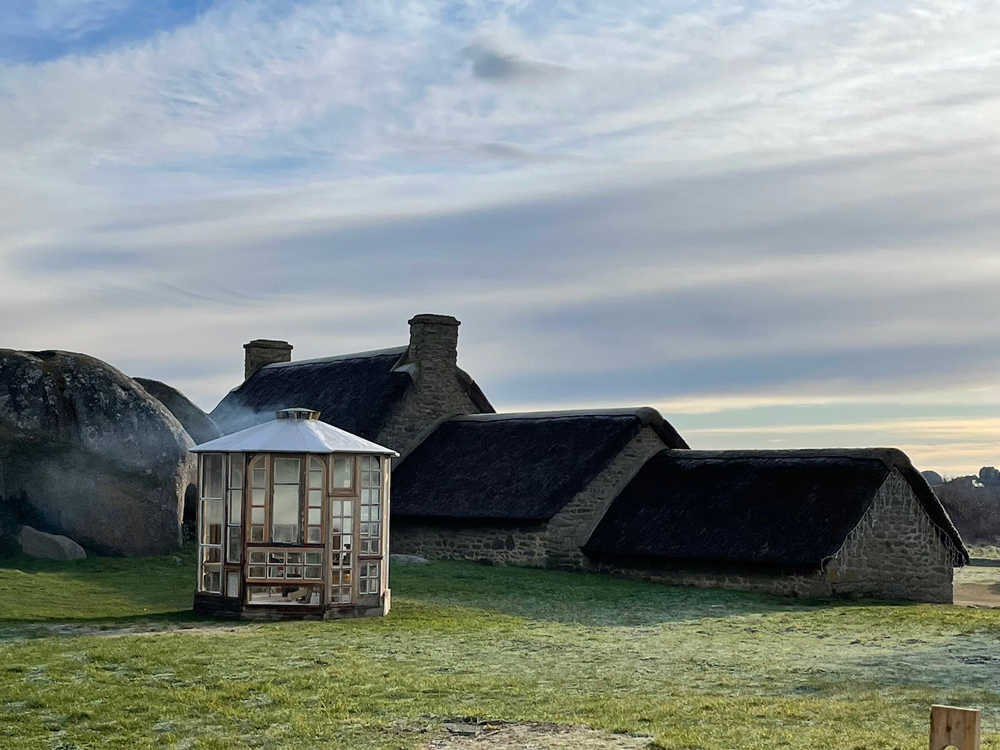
left=392, top=408, right=688, bottom=520
left=211, top=342, right=494, bottom=441
left=211, top=347, right=412, bottom=439
left=133, top=377, right=222, bottom=445
left=585, top=449, right=969, bottom=566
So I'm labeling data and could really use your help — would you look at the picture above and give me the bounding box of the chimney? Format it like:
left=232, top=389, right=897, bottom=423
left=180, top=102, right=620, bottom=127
left=244, top=339, right=293, bottom=380
left=407, top=314, right=460, bottom=384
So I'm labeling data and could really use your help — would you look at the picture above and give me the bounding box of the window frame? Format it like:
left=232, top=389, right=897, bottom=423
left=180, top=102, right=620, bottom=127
left=270, top=455, right=304, bottom=545
left=197, top=452, right=226, bottom=595
left=330, top=454, right=356, bottom=496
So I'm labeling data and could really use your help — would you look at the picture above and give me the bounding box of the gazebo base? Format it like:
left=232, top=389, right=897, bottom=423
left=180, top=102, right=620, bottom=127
left=193, top=591, right=391, bottom=621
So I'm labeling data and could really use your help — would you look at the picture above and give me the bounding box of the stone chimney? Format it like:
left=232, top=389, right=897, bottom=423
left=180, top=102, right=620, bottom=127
left=407, top=314, right=460, bottom=384
left=244, top=339, right=292, bottom=380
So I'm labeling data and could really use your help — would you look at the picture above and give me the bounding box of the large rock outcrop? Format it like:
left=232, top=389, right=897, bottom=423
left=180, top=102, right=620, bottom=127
left=133, top=377, right=222, bottom=445
left=0, top=349, right=195, bottom=556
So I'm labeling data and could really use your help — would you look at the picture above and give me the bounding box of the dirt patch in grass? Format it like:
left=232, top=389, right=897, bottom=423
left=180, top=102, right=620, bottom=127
left=955, top=563, right=1000, bottom=608
left=425, top=723, right=652, bottom=750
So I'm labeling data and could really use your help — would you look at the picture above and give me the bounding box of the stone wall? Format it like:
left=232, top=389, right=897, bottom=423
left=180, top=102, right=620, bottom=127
left=826, top=468, right=960, bottom=603
left=545, top=426, right=666, bottom=569
left=591, top=468, right=962, bottom=603
left=390, top=426, right=668, bottom=567
left=378, top=315, right=485, bottom=456
left=391, top=518, right=549, bottom=565
left=243, top=340, right=292, bottom=380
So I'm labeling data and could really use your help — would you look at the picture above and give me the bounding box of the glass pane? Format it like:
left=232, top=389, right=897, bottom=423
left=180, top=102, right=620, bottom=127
left=226, top=571, right=240, bottom=598
left=361, top=456, right=371, bottom=471
left=331, top=518, right=343, bottom=533
left=250, top=526, right=264, bottom=542
left=229, top=491, right=242, bottom=524
left=229, top=454, right=244, bottom=487
left=252, top=488, right=266, bottom=507
left=308, top=490, right=322, bottom=508
left=252, top=468, right=266, bottom=488
left=361, top=506, right=370, bottom=522
left=286, top=566, right=302, bottom=579
left=268, top=551, right=285, bottom=564
left=305, top=565, right=321, bottom=579
left=227, top=527, right=241, bottom=563
left=273, top=458, right=301, bottom=485
left=361, top=489, right=372, bottom=503
left=343, top=534, right=352, bottom=551
left=308, top=508, right=321, bottom=525
left=287, top=552, right=303, bottom=564
left=249, top=550, right=266, bottom=563
left=251, top=507, right=265, bottom=524
left=331, top=500, right=342, bottom=516
left=331, top=570, right=341, bottom=585
left=204, top=546, right=222, bottom=564
left=268, top=566, right=284, bottom=579
left=271, top=486, right=300, bottom=543
left=202, top=454, right=224, bottom=498
left=307, top=527, right=322, bottom=543
left=342, top=501, right=352, bottom=517
left=309, top=470, right=323, bottom=490
left=203, top=567, right=222, bottom=593
left=333, top=457, right=353, bottom=489
left=305, top=552, right=321, bottom=565
left=331, top=535, right=341, bottom=551
left=249, top=565, right=265, bottom=578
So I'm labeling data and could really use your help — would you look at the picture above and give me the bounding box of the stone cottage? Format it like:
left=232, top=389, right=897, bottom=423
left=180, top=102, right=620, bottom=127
left=584, top=449, right=968, bottom=603
left=208, top=313, right=968, bottom=602
left=389, top=409, right=687, bottom=566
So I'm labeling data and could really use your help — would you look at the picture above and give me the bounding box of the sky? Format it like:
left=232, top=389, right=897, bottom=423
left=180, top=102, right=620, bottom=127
left=2, top=0, right=1000, bottom=476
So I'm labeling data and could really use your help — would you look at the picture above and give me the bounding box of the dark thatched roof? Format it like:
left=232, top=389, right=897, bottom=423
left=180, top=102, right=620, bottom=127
left=585, top=449, right=969, bottom=566
left=211, top=345, right=494, bottom=441
left=211, top=347, right=411, bottom=440
left=133, top=377, right=222, bottom=445
left=392, top=408, right=688, bottom=521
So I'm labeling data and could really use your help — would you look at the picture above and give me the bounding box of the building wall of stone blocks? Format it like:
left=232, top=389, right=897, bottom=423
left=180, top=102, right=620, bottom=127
left=390, top=518, right=550, bottom=566
left=544, top=426, right=666, bottom=569
left=825, top=468, right=959, bottom=603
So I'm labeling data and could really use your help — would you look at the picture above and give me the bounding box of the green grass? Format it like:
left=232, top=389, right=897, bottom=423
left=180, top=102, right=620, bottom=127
left=1, top=550, right=999, bottom=749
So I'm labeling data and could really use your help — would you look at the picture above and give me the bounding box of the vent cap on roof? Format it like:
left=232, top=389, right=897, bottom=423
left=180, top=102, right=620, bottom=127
left=276, top=408, right=321, bottom=421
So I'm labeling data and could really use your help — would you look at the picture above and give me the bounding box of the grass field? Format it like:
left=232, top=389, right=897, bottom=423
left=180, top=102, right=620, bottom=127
left=1, top=548, right=999, bottom=749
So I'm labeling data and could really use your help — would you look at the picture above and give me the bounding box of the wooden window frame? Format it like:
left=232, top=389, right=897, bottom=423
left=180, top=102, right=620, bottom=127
left=197, top=453, right=225, bottom=595
left=270, top=455, right=304, bottom=545
left=247, top=453, right=270, bottom=544
left=330, top=454, right=356, bottom=496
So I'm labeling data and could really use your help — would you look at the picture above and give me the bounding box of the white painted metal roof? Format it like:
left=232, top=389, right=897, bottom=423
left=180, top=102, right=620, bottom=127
left=191, top=417, right=398, bottom=456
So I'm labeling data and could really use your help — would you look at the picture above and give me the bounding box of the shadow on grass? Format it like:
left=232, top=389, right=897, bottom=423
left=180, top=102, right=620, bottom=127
left=387, top=560, right=890, bottom=628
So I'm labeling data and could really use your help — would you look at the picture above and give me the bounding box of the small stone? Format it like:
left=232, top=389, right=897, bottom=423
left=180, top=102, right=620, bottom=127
left=445, top=723, right=482, bottom=737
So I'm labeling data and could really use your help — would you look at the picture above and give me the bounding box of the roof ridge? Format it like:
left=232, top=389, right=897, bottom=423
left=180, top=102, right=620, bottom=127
left=452, top=408, right=656, bottom=421
left=262, top=345, right=408, bottom=369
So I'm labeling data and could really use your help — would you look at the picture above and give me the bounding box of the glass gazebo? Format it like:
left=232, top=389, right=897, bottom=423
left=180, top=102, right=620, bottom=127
left=190, top=408, right=397, bottom=620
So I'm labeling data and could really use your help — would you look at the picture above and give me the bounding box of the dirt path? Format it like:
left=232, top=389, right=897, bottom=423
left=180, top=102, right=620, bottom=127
left=954, top=563, right=1000, bottom=608
left=424, top=723, right=652, bottom=750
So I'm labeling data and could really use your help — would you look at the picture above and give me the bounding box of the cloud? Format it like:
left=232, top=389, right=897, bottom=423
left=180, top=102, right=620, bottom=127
left=2, top=0, right=1000, bottom=473
left=463, top=42, right=566, bottom=82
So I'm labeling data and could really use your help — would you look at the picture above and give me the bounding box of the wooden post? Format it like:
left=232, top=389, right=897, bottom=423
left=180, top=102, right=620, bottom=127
left=930, top=705, right=981, bottom=750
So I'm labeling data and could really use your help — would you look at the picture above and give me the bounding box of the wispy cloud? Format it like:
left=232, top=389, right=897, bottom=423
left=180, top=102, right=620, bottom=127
left=2, top=0, right=1000, bottom=472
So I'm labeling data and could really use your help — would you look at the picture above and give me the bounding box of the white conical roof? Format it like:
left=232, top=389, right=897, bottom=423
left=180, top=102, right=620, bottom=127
left=191, top=415, right=397, bottom=456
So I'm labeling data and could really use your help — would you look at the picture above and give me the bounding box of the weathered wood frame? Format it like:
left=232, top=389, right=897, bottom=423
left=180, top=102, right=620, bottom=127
left=195, top=449, right=390, bottom=619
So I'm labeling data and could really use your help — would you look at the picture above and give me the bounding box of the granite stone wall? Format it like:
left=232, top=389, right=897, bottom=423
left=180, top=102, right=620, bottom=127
left=377, top=315, right=484, bottom=457
left=390, top=518, right=549, bottom=565
left=545, top=426, right=665, bottom=569
left=826, top=468, right=959, bottom=603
